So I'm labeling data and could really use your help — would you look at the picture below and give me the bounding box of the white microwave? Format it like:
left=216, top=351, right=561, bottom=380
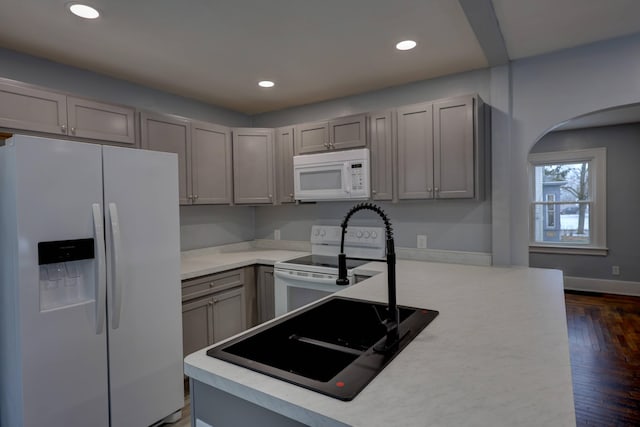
left=293, top=148, right=370, bottom=201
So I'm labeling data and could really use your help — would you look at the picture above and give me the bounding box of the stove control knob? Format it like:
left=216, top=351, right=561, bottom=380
left=314, top=229, right=320, bottom=236
left=371, top=231, right=378, bottom=239
left=320, top=229, right=326, bottom=237
left=356, top=231, right=363, bottom=238
left=364, top=231, right=371, bottom=239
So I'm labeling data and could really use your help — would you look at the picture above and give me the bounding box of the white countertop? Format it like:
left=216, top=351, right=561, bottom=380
left=181, top=244, right=309, bottom=280
left=184, top=260, right=576, bottom=426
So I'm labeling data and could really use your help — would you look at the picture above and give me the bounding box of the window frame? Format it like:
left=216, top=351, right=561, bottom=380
left=528, top=147, right=607, bottom=256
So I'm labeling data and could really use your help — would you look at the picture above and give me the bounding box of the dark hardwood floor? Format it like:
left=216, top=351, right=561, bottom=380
left=565, top=291, right=640, bottom=426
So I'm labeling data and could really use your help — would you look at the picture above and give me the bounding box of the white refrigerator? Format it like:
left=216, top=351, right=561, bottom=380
left=0, top=135, right=184, bottom=427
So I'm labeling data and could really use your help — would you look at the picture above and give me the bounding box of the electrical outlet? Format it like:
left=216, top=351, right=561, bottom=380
left=274, top=229, right=281, bottom=240
left=612, top=265, right=620, bottom=276
left=417, top=234, right=427, bottom=249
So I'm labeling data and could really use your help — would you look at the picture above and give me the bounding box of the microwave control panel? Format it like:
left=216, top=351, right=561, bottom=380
left=350, top=162, right=365, bottom=192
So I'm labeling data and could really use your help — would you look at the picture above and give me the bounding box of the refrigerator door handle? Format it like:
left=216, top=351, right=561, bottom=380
left=108, top=203, right=124, bottom=330
left=92, top=203, right=107, bottom=335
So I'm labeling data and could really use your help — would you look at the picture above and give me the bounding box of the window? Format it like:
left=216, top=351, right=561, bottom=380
left=528, top=148, right=607, bottom=255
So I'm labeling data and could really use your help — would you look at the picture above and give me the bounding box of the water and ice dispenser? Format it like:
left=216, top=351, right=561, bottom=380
left=38, top=238, right=95, bottom=311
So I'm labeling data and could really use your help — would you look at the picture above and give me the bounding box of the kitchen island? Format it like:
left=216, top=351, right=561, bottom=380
left=184, top=260, right=576, bottom=426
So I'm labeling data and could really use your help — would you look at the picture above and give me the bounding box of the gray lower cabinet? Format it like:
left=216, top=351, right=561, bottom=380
left=181, top=268, right=248, bottom=358
left=294, top=113, right=367, bottom=155
left=275, top=127, right=295, bottom=204
left=232, top=128, right=275, bottom=204
left=397, top=95, right=483, bottom=200
left=369, top=111, right=394, bottom=201
left=140, top=111, right=191, bottom=204
left=257, top=266, right=275, bottom=323
left=0, top=79, right=136, bottom=145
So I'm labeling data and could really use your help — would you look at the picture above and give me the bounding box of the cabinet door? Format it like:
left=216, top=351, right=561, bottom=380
left=329, top=114, right=367, bottom=150
left=257, top=266, right=275, bottom=323
left=232, top=128, right=274, bottom=204
left=212, top=287, right=246, bottom=343
left=433, top=96, right=475, bottom=199
left=191, top=121, right=232, bottom=204
left=140, top=111, right=191, bottom=204
left=182, top=297, right=214, bottom=357
left=294, top=121, right=329, bottom=154
left=67, top=97, right=136, bottom=145
left=275, top=127, right=295, bottom=203
left=397, top=102, right=434, bottom=199
left=369, top=111, right=394, bottom=200
left=0, top=80, right=67, bottom=135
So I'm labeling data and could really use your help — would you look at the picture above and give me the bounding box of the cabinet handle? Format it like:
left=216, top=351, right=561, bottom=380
left=61, top=124, right=67, bottom=133
left=70, top=127, right=76, bottom=135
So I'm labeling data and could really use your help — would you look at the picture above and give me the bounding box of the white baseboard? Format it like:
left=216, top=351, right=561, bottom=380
left=564, top=276, right=640, bottom=296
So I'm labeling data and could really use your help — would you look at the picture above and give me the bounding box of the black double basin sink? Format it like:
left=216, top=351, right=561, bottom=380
left=206, top=296, right=438, bottom=400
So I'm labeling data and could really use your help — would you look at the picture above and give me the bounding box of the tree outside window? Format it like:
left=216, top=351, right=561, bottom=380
left=529, top=148, right=607, bottom=255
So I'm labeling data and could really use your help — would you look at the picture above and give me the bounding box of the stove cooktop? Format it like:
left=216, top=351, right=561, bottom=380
left=281, top=255, right=372, bottom=270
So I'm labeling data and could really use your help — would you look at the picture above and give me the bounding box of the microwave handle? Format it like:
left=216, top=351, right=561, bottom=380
left=343, top=163, right=351, bottom=194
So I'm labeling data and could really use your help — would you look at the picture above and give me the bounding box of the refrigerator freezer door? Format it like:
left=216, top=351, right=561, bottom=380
left=102, top=145, right=184, bottom=426
left=11, top=136, right=109, bottom=427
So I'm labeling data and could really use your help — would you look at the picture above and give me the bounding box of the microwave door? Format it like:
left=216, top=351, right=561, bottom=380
left=295, top=163, right=349, bottom=200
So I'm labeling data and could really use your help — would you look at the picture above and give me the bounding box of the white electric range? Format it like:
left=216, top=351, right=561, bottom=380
left=274, top=225, right=385, bottom=316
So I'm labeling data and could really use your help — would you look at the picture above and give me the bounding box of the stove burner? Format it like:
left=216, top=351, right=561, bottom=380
left=283, top=255, right=371, bottom=270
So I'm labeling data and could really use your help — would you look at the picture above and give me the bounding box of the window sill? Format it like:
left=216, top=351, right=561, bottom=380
left=528, top=245, right=608, bottom=256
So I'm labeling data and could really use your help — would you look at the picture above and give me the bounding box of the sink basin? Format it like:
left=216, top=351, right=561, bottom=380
left=206, top=296, right=438, bottom=400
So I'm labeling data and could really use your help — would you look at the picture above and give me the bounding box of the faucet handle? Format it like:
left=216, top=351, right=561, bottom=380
left=336, top=253, right=350, bottom=286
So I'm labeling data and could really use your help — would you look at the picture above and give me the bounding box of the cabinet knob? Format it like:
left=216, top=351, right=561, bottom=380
left=372, top=190, right=377, bottom=195
left=188, top=195, right=194, bottom=201
left=208, top=301, right=213, bottom=305
left=70, top=127, right=76, bottom=135
left=268, top=194, right=273, bottom=199
left=194, top=195, right=199, bottom=200
left=61, top=124, right=67, bottom=133
left=289, top=193, right=294, bottom=198
left=427, top=188, right=432, bottom=192
left=209, top=283, right=213, bottom=287
left=434, top=187, right=439, bottom=192
left=324, top=143, right=329, bottom=148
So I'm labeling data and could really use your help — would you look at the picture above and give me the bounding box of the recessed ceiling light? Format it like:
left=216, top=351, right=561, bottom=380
left=396, top=40, right=417, bottom=51
left=68, top=3, right=100, bottom=19
left=258, top=80, right=275, bottom=88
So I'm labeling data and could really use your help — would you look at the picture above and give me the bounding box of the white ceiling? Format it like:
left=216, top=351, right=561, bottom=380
left=1, top=0, right=640, bottom=115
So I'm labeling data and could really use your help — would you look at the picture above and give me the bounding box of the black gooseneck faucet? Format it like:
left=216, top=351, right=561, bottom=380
left=336, top=202, right=400, bottom=353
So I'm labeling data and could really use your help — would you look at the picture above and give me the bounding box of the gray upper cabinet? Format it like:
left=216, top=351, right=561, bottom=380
left=191, top=121, right=233, bottom=204
left=0, top=79, right=136, bottom=145
left=397, top=102, right=434, bottom=199
left=294, top=113, right=367, bottom=155
left=232, top=128, right=275, bottom=205
left=294, top=121, right=329, bottom=154
left=0, top=80, right=67, bottom=135
left=140, top=111, right=191, bottom=204
left=329, top=113, right=367, bottom=150
left=397, top=95, right=483, bottom=200
left=67, top=97, right=136, bottom=145
left=369, top=111, right=394, bottom=201
left=275, top=127, right=295, bottom=204
left=433, top=95, right=476, bottom=199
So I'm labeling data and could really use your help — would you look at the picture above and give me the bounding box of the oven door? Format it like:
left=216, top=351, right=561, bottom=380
left=274, top=268, right=351, bottom=316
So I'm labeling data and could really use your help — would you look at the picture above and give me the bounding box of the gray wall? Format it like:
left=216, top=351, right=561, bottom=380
left=252, top=68, right=492, bottom=254
left=0, top=47, right=250, bottom=126
left=179, top=205, right=255, bottom=251
left=507, top=33, right=640, bottom=266
left=255, top=200, right=491, bottom=252
left=529, top=124, right=640, bottom=282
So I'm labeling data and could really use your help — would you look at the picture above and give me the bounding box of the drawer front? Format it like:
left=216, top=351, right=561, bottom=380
left=182, top=268, right=245, bottom=301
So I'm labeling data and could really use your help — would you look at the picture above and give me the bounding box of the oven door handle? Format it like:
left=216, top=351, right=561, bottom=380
left=274, top=270, right=346, bottom=286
